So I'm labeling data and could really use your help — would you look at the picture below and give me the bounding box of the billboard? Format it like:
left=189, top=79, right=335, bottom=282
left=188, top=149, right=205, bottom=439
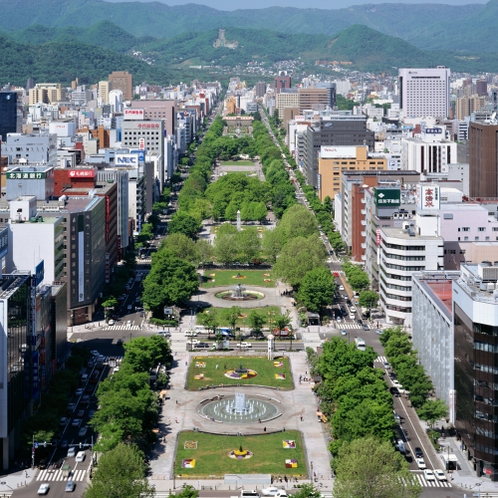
left=115, top=153, right=140, bottom=167
left=124, top=109, right=145, bottom=120
left=320, top=145, right=357, bottom=159
left=417, top=184, right=440, bottom=211
left=34, top=260, right=45, bottom=287
left=374, top=188, right=400, bottom=207
left=69, top=169, right=95, bottom=178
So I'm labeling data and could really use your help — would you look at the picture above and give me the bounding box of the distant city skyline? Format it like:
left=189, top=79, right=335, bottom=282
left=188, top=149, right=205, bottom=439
left=104, top=0, right=487, bottom=10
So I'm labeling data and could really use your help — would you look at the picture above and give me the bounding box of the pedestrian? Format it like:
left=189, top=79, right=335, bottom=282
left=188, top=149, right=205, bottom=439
left=176, top=400, right=179, bottom=405
left=25, top=470, right=28, bottom=478
left=224, top=364, right=226, bottom=369
left=264, top=426, right=267, bottom=432
left=258, top=418, right=261, bottom=424
left=175, top=417, right=179, bottom=423
left=300, top=415, right=303, bottom=421
left=167, top=417, right=171, bottom=424
left=216, top=364, right=218, bottom=369
left=185, top=361, right=188, bottom=366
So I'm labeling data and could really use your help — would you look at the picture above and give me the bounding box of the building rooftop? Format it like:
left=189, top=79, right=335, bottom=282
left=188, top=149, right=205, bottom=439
left=413, top=271, right=459, bottom=319
left=458, top=263, right=498, bottom=305
left=382, top=226, right=442, bottom=241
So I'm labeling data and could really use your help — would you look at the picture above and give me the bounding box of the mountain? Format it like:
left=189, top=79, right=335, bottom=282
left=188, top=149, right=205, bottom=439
left=0, top=0, right=489, bottom=52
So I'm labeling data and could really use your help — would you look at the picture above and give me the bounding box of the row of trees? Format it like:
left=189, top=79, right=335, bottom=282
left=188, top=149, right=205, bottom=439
left=379, top=327, right=448, bottom=422
left=342, top=261, right=370, bottom=292
left=307, top=340, right=422, bottom=497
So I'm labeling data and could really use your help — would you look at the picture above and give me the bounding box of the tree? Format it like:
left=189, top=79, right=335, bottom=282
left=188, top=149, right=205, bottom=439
left=274, top=310, right=292, bottom=337
left=197, top=309, right=220, bottom=337
left=261, top=227, right=285, bottom=263
left=417, top=399, right=448, bottom=428
left=290, top=484, right=321, bottom=498
left=333, top=436, right=422, bottom=498
left=123, top=335, right=172, bottom=373
left=278, top=204, right=318, bottom=242
left=248, top=311, right=266, bottom=338
left=358, top=290, right=379, bottom=310
left=236, top=227, right=261, bottom=263
left=223, top=306, right=242, bottom=334
left=142, top=250, right=199, bottom=316
left=273, top=236, right=328, bottom=288
left=168, top=484, right=198, bottom=498
left=168, top=211, right=201, bottom=239
left=214, top=233, right=238, bottom=265
left=297, top=267, right=335, bottom=314
left=84, top=443, right=154, bottom=498
left=161, top=232, right=198, bottom=264
left=195, top=239, right=214, bottom=266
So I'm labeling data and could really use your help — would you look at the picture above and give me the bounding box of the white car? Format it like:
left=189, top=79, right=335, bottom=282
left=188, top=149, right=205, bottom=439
left=67, top=447, right=76, bottom=458
left=339, top=285, right=345, bottom=291
left=108, top=319, right=115, bottom=326
left=237, top=342, right=252, bottom=348
left=423, top=469, right=435, bottom=481
left=433, top=469, right=446, bottom=481
left=187, top=339, right=200, bottom=345
left=261, top=488, right=288, bottom=497
left=415, top=458, right=426, bottom=470
left=38, top=483, right=50, bottom=495
left=75, top=451, right=86, bottom=463
left=184, top=330, right=197, bottom=337
left=350, top=307, right=357, bottom=313
left=78, top=426, right=88, bottom=437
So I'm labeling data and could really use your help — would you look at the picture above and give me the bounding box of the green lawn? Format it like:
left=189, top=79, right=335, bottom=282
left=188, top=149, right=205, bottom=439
left=202, top=270, right=275, bottom=288
left=221, top=160, right=255, bottom=166
left=175, top=430, right=306, bottom=477
left=186, top=355, right=293, bottom=390
left=202, top=305, right=281, bottom=329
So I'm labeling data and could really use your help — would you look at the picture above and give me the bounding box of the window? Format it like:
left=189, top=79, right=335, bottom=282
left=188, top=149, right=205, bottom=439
left=462, top=227, right=470, bottom=232
left=478, top=227, right=486, bottom=232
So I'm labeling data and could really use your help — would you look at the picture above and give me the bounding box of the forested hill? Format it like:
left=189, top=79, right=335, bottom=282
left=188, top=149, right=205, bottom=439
left=0, top=0, right=494, bottom=53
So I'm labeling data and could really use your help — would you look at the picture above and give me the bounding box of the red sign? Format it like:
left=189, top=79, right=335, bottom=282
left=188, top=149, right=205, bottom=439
left=124, top=109, right=144, bottom=120
left=376, top=228, right=381, bottom=245
left=139, top=138, right=145, bottom=150
left=137, top=123, right=160, bottom=129
left=69, top=170, right=95, bottom=178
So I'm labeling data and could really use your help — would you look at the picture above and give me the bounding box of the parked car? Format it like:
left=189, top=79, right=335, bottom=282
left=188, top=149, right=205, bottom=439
left=261, top=487, right=288, bottom=497
left=71, top=418, right=82, bottom=427
left=67, top=447, right=76, bottom=458
left=236, top=342, right=252, bottom=349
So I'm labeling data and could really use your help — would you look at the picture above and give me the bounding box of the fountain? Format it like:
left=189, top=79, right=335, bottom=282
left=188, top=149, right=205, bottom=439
left=216, top=284, right=264, bottom=301
left=200, top=393, right=279, bottom=423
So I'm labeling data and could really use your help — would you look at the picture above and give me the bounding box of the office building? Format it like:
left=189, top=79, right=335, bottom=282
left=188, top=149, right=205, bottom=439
left=5, top=165, right=54, bottom=201
left=303, top=113, right=375, bottom=187
left=274, top=72, right=291, bottom=93
left=2, top=133, right=57, bottom=166
left=129, top=100, right=177, bottom=135
left=318, top=145, right=386, bottom=200
left=298, top=85, right=336, bottom=113
left=0, top=92, right=21, bottom=141
left=455, top=95, right=486, bottom=120
left=275, top=89, right=299, bottom=120
left=378, top=225, right=444, bottom=326
left=28, top=84, right=64, bottom=105
left=469, top=120, right=498, bottom=198
left=399, top=67, right=451, bottom=119
left=255, top=81, right=267, bottom=98
left=108, top=71, right=132, bottom=101
left=453, top=262, right=498, bottom=480
left=98, top=81, right=110, bottom=104
left=476, top=79, right=488, bottom=97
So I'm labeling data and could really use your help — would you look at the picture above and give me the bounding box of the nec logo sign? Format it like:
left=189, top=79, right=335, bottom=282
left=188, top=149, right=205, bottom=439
left=116, top=155, right=138, bottom=165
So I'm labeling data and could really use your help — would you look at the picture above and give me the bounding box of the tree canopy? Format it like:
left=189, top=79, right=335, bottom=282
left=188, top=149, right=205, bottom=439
left=297, top=266, right=335, bottom=313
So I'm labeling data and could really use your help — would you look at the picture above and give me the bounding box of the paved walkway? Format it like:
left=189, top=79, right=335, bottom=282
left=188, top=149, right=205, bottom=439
left=148, top=350, right=334, bottom=494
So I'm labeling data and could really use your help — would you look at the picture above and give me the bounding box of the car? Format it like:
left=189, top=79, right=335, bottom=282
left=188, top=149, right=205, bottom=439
left=126, top=320, right=132, bottom=327
left=434, top=469, right=447, bottom=481
left=184, top=330, right=197, bottom=337
left=423, top=469, right=435, bottom=481
left=72, top=418, right=82, bottom=427
left=158, top=330, right=171, bottom=337
left=75, top=388, right=84, bottom=396
left=393, top=412, right=401, bottom=423
left=65, top=481, right=76, bottom=492
left=350, top=307, right=356, bottom=313
left=59, top=440, right=68, bottom=449
left=339, top=285, right=345, bottom=291
left=113, top=366, right=120, bottom=374
left=376, top=329, right=383, bottom=335
left=237, top=342, right=252, bottom=348
left=261, top=487, right=288, bottom=497
left=76, top=409, right=85, bottom=418
left=127, top=304, right=133, bottom=311
left=75, top=451, right=86, bottom=462
left=37, top=483, right=50, bottom=495
left=81, top=395, right=90, bottom=404
left=414, top=447, right=423, bottom=458
left=78, top=426, right=88, bottom=437
left=187, top=339, right=200, bottom=345
left=390, top=387, right=400, bottom=397
left=383, top=361, right=390, bottom=369
left=108, top=319, right=115, bottom=326
left=392, top=380, right=402, bottom=388
left=60, top=417, right=68, bottom=426
left=336, top=316, right=342, bottom=322
left=67, top=447, right=76, bottom=458
left=362, top=323, right=369, bottom=331
left=88, top=410, right=96, bottom=419
left=90, top=350, right=100, bottom=357
left=389, top=371, right=396, bottom=379
left=415, top=458, right=426, bottom=470
left=341, top=329, right=347, bottom=336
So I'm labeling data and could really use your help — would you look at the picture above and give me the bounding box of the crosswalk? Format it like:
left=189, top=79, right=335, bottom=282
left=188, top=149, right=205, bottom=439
left=36, top=468, right=87, bottom=482
left=334, top=322, right=362, bottom=329
left=102, top=324, right=141, bottom=331
left=0, top=492, right=13, bottom=498
left=402, top=473, right=452, bottom=488
left=375, top=355, right=388, bottom=363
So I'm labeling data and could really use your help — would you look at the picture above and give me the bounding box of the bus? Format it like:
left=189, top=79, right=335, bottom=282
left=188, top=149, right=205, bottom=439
left=354, top=337, right=366, bottom=351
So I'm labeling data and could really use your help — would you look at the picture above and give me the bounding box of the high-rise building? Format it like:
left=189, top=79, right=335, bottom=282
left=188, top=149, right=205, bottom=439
left=455, top=95, right=486, bottom=120
left=274, top=72, right=291, bottom=94
left=298, top=86, right=335, bottom=113
left=476, top=79, right=488, bottom=97
left=0, top=92, right=21, bottom=141
left=469, top=120, right=498, bottom=198
left=108, top=71, right=133, bottom=101
left=399, top=66, right=451, bottom=119
left=28, top=83, right=64, bottom=105
left=98, top=81, right=110, bottom=104
left=255, top=81, right=267, bottom=98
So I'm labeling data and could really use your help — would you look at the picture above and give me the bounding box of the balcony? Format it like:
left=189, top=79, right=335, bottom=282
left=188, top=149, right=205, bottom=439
left=361, top=231, right=366, bottom=237
left=361, top=198, right=366, bottom=204
left=361, top=243, right=366, bottom=249
left=361, top=220, right=366, bottom=226
left=361, top=209, right=366, bottom=215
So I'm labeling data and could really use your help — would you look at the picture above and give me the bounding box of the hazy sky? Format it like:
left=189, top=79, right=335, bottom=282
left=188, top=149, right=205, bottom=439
left=106, top=0, right=487, bottom=10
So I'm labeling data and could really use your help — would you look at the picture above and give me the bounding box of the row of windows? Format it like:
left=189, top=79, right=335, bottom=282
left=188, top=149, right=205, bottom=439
left=475, top=426, right=498, bottom=439
left=457, top=236, right=492, bottom=242
left=445, top=249, right=466, bottom=255
left=384, top=252, right=425, bottom=261
left=380, top=267, right=412, bottom=281
left=382, top=290, right=412, bottom=302
left=474, top=443, right=498, bottom=455
left=475, top=363, right=498, bottom=374
left=383, top=262, right=425, bottom=272
left=475, top=379, right=498, bottom=391
left=474, top=395, right=498, bottom=406
left=384, top=304, right=412, bottom=313
left=380, top=277, right=411, bottom=292
left=383, top=242, right=425, bottom=251
left=475, top=341, right=498, bottom=353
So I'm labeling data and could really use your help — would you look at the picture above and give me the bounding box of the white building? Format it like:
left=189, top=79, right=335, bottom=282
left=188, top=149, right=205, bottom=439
left=379, top=225, right=444, bottom=326
left=399, top=66, right=451, bottom=119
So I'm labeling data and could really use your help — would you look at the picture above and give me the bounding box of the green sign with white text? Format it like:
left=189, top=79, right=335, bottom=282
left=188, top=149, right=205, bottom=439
left=375, top=188, right=400, bottom=206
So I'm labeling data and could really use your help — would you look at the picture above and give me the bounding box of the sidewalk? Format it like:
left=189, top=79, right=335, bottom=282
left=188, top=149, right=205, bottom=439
left=0, top=468, right=36, bottom=496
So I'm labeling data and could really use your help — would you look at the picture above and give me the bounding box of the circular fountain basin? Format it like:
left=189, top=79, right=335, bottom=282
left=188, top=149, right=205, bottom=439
left=216, top=290, right=264, bottom=301
left=200, top=394, right=279, bottom=423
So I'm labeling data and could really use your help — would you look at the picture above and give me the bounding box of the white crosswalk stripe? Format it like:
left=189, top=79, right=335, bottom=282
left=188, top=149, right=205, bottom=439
left=334, top=322, right=362, bottom=329
left=102, top=325, right=141, bottom=331
left=0, top=492, right=13, bottom=497
left=37, top=468, right=87, bottom=482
